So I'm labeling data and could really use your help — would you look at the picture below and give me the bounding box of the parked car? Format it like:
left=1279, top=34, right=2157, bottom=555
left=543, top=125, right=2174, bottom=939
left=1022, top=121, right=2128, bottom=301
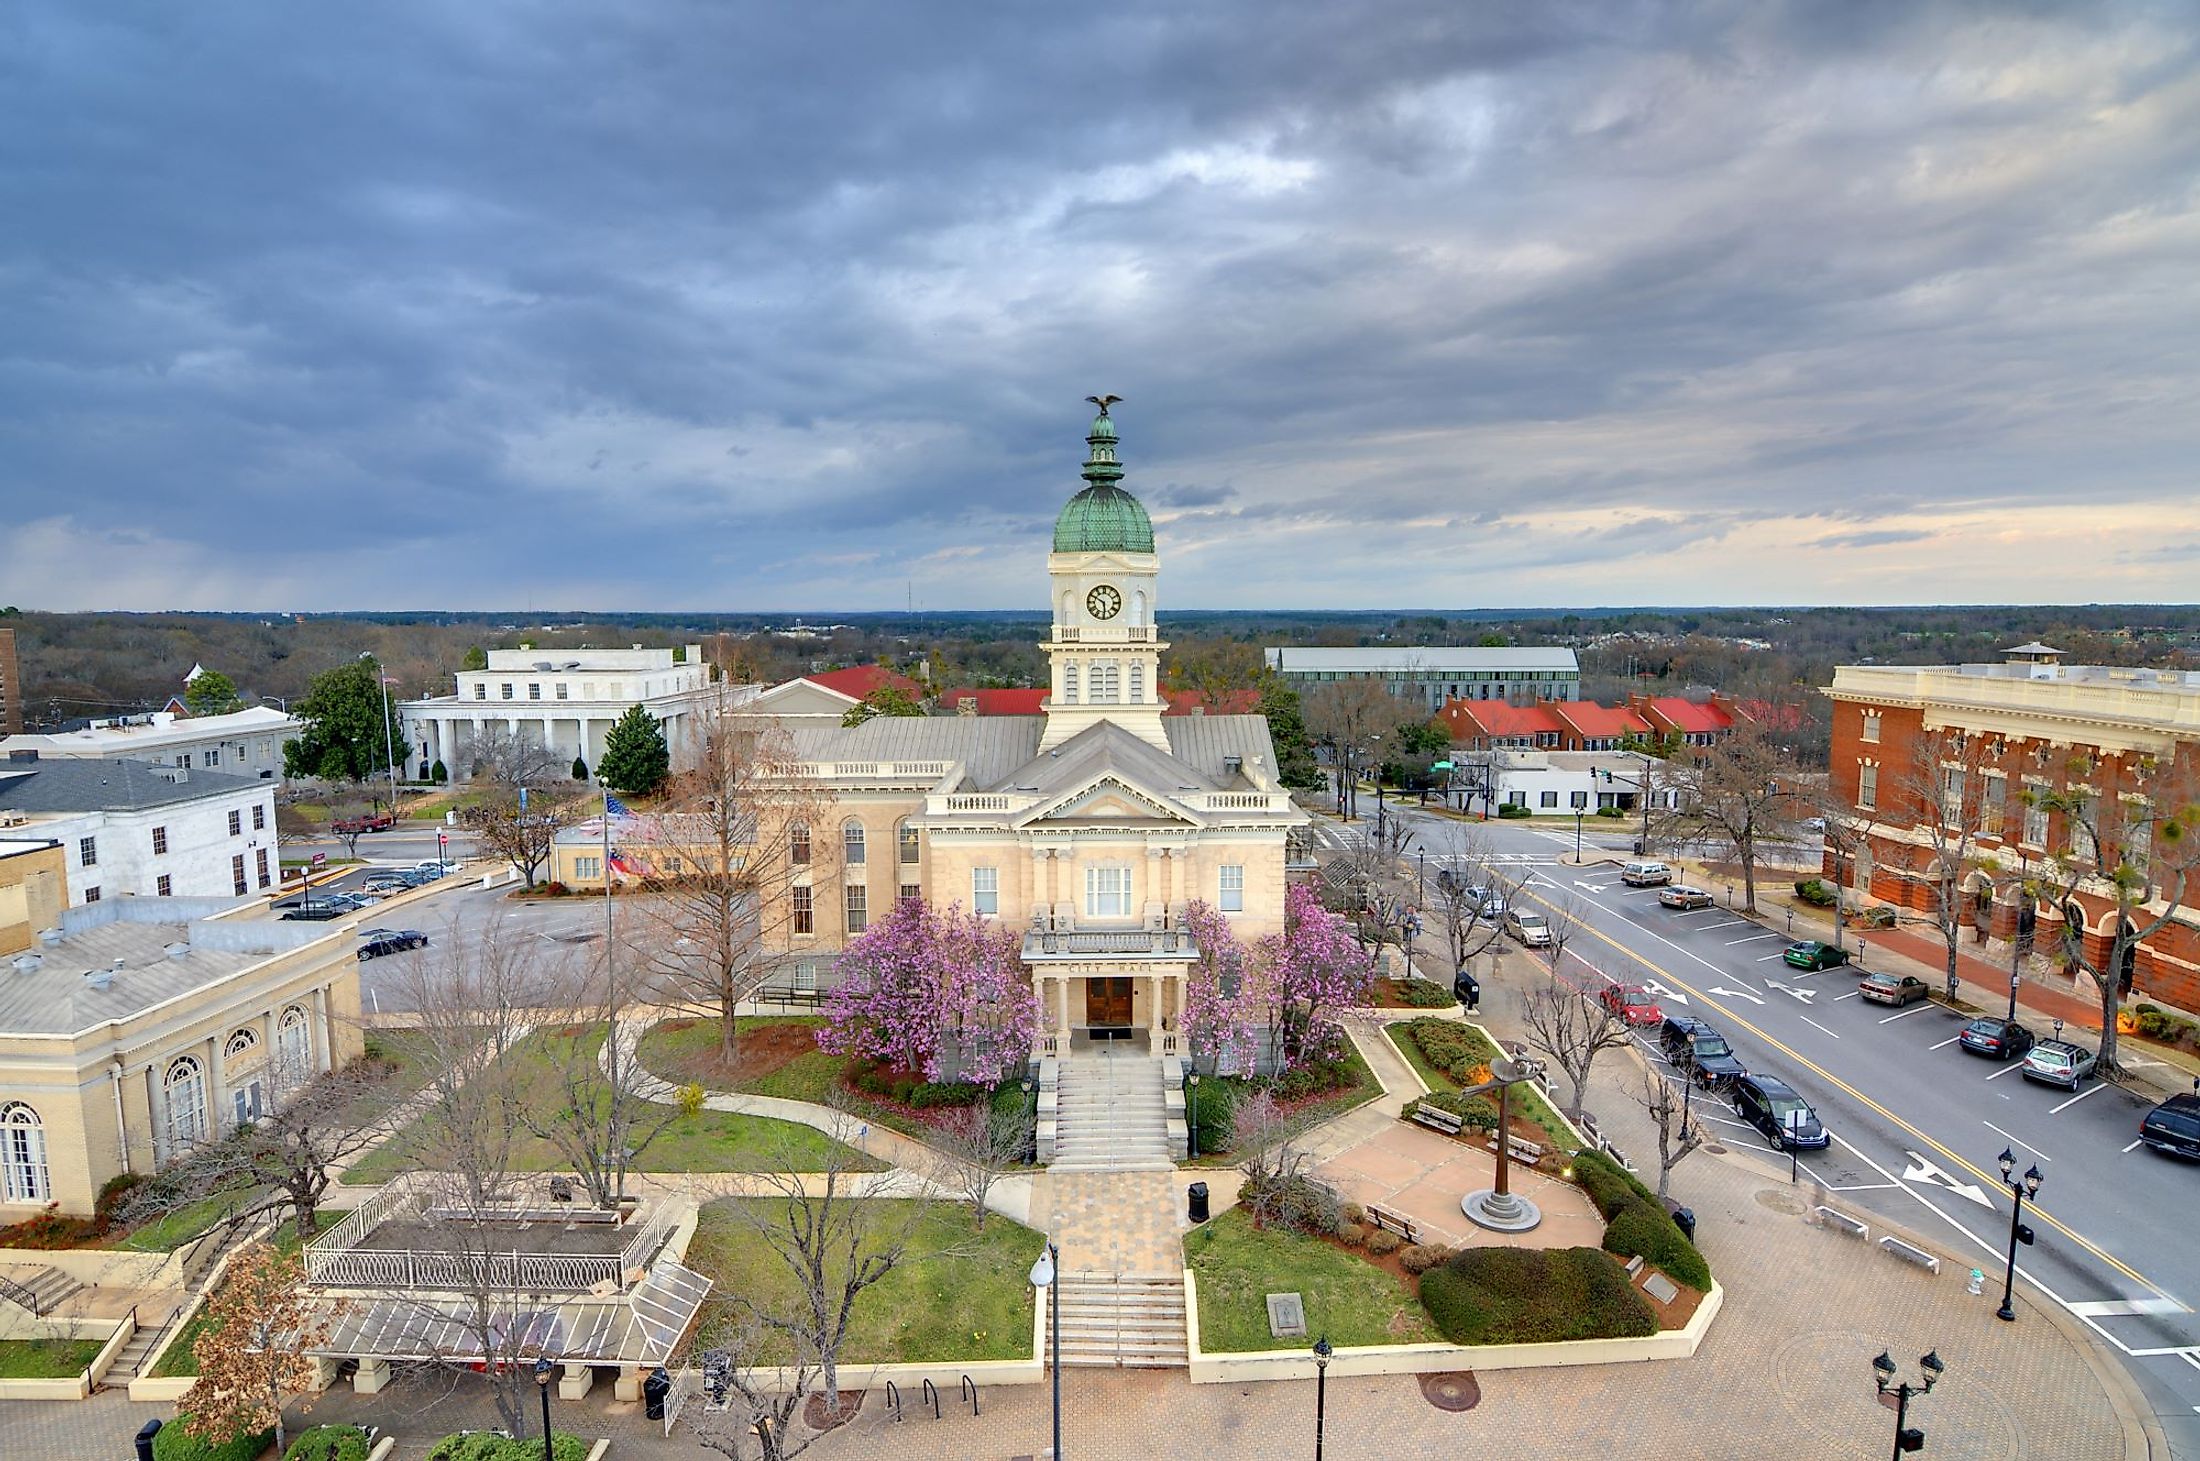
left=1804, top=817, right=1827, bottom=833
left=2021, top=1039, right=2097, bottom=1089
left=1504, top=909, right=1553, bottom=947
left=1658, top=1015, right=1747, bottom=1088
left=359, top=929, right=429, bottom=959
left=1620, top=861, right=1672, bottom=887
left=322, top=891, right=374, bottom=911
left=1782, top=940, right=1850, bottom=971
left=360, top=874, right=412, bottom=894
left=2138, top=1091, right=2200, bottom=1160
left=1957, top=1017, right=2035, bottom=1061
left=280, top=904, right=346, bottom=922
left=410, top=861, right=454, bottom=879
left=1659, top=885, right=1714, bottom=910
left=1731, top=1073, right=1829, bottom=1149
left=1599, top=984, right=1663, bottom=1026
left=1858, top=972, right=1931, bottom=1007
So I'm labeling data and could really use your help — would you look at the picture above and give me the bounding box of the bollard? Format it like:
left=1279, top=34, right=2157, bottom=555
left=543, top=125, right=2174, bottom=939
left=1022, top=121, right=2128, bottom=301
left=1968, top=1269, right=1985, bottom=1296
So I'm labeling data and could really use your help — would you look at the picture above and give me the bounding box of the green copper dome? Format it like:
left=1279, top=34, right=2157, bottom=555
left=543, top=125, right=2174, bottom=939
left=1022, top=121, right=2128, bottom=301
left=1053, top=402, right=1155, bottom=554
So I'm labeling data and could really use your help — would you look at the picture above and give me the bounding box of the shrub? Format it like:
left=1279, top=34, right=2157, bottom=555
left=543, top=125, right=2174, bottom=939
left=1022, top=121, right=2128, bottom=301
left=1602, top=1200, right=1713, bottom=1291
left=1379, top=977, right=1455, bottom=1008
left=907, top=1080, right=986, bottom=1109
left=1366, top=1228, right=1403, bottom=1256
left=1402, top=1017, right=1500, bottom=1084
left=1270, top=1057, right=1350, bottom=1101
left=1570, top=1148, right=1644, bottom=1221
left=1594, top=804, right=1625, bottom=819
left=1399, top=1242, right=1451, bottom=1275
left=1341, top=1200, right=1365, bottom=1225
left=286, top=1426, right=372, bottom=1461
left=0, top=1202, right=103, bottom=1249
left=1419, top=1247, right=1655, bottom=1344
left=571, top=757, right=590, bottom=781
left=1239, top=1169, right=1342, bottom=1236
left=424, top=1437, right=591, bottom=1461
left=153, top=1416, right=276, bottom=1461
left=1409, top=1091, right=1499, bottom=1132
left=1188, top=1078, right=1236, bottom=1155
left=430, top=759, right=448, bottom=783
left=1497, top=803, right=1532, bottom=819
left=1794, top=879, right=1838, bottom=908
left=94, top=1172, right=146, bottom=1227
left=1337, top=1222, right=1368, bottom=1247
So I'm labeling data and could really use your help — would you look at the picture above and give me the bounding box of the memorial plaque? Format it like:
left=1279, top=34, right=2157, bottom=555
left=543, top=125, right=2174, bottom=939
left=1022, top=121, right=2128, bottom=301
left=1643, top=1273, right=1681, bottom=1306
left=1266, top=1291, right=1307, bottom=1338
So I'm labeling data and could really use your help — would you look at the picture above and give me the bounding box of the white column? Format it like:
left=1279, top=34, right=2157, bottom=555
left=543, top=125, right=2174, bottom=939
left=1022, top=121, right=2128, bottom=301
left=1054, top=973, right=1070, bottom=1038
left=206, top=1034, right=228, bottom=1136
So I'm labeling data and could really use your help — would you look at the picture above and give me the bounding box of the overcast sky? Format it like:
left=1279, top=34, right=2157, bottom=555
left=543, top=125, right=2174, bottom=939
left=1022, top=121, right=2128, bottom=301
left=5, top=3, right=2197, bottom=613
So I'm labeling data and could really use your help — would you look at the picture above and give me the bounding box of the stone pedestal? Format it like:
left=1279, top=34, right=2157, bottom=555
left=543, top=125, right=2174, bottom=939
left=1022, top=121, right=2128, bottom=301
left=352, top=1358, right=392, bottom=1395
left=310, top=1357, right=342, bottom=1392
left=559, top=1362, right=594, bottom=1401
left=1461, top=1188, right=1542, bottom=1233
left=614, top=1364, right=647, bottom=1402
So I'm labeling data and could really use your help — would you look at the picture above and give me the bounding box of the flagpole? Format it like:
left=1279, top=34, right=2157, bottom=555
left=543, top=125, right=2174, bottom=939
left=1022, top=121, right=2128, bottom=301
left=603, top=784, right=622, bottom=1202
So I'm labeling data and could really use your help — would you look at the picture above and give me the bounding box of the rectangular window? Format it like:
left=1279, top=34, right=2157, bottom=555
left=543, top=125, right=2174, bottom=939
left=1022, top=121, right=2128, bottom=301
left=2069, top=792, right=2098, bottom=862
left=1539, top=790, right=1558, bottom=808
left=556, top=683, right=569, bottom=700
left=1085, top=865, right=1132, bottom=919
left=792, top=885, right=814, bottom=934
left=84, top=886, right=100, bottom=903
left=1861, top=712, right=1881, bottom=744
left=845, top=884, right=868, bottom=934
left=899, top=883, right=922, bottom=907
left=1981, top=775, right=2005, bottom=837
left=793, top=960, right=818, bottom=992
left=1857, top=764, right=1878, bottom=810
left=1940, top=767, right=1965, bottom=827
left=899, top=822, right=921, bottom=864
left=972, top=867, right=999, bottom=916
left=2124, top=802, right=2151, bottom=881
left=231, top=853, right=248, bottom=896
left=151, top=826, right=168, bottom=855
left=228, top=809, right=243, bottom=837
left=1219, top=864, right=1244, bottom=913
left=252, top=803, right=266, bottom=831
left=1129, top=663, right=1145, bottom=703
left=474, top=684, right=487, bottom=700
left=156, top=874, right=173, bottom=897
left=1093, top=662, right=1121, bottom=703
left=575, top=855, right=602, bottom=880
left=528, top=682, right=542, bottom=700
left=255, top=848, right=271, bottom=888
left=501, top=683, right=514, bottom=700
left=790, top=824, right=812, bottom=864
left=2022, top=783, right=2049, bottom=846
left=1571, top=790, right=1589, bottom=809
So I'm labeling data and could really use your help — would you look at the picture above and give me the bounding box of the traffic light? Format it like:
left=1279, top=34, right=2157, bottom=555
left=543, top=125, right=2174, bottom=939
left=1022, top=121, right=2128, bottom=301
left=1896, top=1426, right=1925, bottom=1453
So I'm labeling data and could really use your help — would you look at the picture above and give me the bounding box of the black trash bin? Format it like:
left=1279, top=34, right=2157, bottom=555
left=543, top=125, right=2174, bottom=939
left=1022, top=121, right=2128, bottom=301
left=1453, top=970, right=1480, bottom=1012
left=1669, top=1205, right=1697, bottom=1243
left=1187, top=1181, right=1210, bottom=1224
left=135, top=1419, right=163, bottom=1461
left=643, top=1365, right=672, bottom=1420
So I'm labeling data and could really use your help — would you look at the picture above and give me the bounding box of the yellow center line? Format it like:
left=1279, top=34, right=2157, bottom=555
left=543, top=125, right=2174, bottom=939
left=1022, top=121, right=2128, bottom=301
left=1510, top=875, right=2151, bottom=1290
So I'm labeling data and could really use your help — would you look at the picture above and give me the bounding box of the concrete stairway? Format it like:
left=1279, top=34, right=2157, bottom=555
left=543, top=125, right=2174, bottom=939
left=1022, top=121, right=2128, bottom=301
left=1051, top=1271, right=1188, bottom=1368
left=105, top=1307, right=180, bottom=1381
left=0, top=1265, right=85, bottom=1316
left=1048, top=1052, right=1173, bottom=1173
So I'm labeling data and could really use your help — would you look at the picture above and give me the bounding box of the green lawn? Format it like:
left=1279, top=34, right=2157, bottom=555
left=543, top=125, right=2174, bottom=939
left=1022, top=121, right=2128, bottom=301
left=148, top=1228, right=305, bottom=1380
left=114, top=1185, right=263, bottom=1253
left=344, top=1025, right=874, bottom=1185
left=1385, top=1020, right=1580, bottom=1152
left=685, top=1199, right=1042, bottom=1364
left=1185, top=1207, right=1434, bottom=1352
left=0, top=1338, right=104, bottom=1379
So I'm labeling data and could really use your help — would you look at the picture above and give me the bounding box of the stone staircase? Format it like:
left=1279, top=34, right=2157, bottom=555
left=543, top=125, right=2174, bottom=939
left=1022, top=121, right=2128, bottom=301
left=0, top=1264, right=84, bottom=1317
left=1051, top=1271, right=1188, bottom=1367
left=1047, top=1052, right=1174, bottom=1172
left=105, top=1306, right=181, bottom=1382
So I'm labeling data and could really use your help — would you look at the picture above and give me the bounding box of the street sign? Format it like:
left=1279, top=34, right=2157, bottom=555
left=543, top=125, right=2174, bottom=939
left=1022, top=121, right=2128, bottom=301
left=310, top=852, right=327, bottom=867
left=1432, top=760, right=1453, bottom=771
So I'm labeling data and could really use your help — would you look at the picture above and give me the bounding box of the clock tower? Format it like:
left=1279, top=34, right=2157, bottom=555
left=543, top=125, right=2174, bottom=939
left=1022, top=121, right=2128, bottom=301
left=1039, top=400, right=1170, bottom=752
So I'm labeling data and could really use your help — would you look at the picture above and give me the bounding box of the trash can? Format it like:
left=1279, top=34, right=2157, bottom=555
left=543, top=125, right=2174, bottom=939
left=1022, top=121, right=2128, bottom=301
left=643, top=1365, right=672, bottom=1420
left=1453, top=970, right=1480, bottom=1012
left=1669, top=1205, right=1697, bottom=1243
left=1187, top=1181, right=1210, bottom=1224
left=135, top=1419, right=163, bottom=1461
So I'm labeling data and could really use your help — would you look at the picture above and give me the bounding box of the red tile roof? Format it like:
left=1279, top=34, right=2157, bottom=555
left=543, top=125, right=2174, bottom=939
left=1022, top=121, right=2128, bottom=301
left=802, top=665, right=925, bottom=702
left=939, top=687, right=1048, bottom=716
left=1441, top=700, right=1563, bottom=740
left=1549, top=701, right=1652, bottom=739
left=1163, top=687, right=1262, bottom=717
left=1638, top=696, right=1733, bottom=735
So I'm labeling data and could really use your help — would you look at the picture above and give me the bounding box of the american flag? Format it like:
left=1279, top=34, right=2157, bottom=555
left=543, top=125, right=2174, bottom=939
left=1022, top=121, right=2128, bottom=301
left=604, top=793, right=635, bottom=821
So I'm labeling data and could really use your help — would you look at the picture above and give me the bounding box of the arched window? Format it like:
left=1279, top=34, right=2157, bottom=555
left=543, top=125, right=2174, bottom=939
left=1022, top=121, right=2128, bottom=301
left=225, top=1028, right=260, bottom=1061
left=1131, top=591, right=1146, bottom=625
left=164, top=1056, right=208, bottom=1154
left=842, top=819, right=866, bottom=866
left=897, top=820, right=920, bottom=865
left=1129, top=663, right=1145, bottom=704
left=1, top=1104, right=48, bottom=1203
left=788, top=821, right=811, bottom=866
left=277, top=1006, right=311, bottom=1082
left=1062, top=663, right=1080, bottom=705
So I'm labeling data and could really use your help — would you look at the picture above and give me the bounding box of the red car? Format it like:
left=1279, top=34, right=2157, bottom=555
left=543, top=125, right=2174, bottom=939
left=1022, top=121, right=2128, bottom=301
left=1599, top=984, right=1663, bottom=1026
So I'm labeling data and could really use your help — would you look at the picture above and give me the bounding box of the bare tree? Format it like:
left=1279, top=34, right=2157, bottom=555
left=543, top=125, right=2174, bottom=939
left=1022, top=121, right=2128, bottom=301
left=1636, top=1067, right=1706, bottom=1203
left=1892, top=728, right=2002, bottom=998
left=1519, top=963, right=1635, bottom=1121
left=635, top=703, right=827, bottom=1065
left=1230, top=1090, right=1329, bottom=1230
left=1815, top=791, right=1877, bottom=955
left=1541, top=893, right=1588, bottom=975
left=1660, top=718, right=1800, bottom=913
left=924, top=1102, right=1035, bottom=1232
left=2035, top=750, right=2200, bottom=1076
left=461, top=726, right=579, bottom=887
left=1428, top=828, right=1509, bottom=973
left=1303, top=679, right=1418, bottom=821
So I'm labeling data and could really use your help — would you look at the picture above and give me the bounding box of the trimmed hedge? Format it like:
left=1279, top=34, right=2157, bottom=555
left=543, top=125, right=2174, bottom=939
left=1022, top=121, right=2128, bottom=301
left=285, top=1427, right=372, bottom=1461
left=1794, top=878, right=1838, bottom=907
left=1400, top=1018, right=1500, bottom=1084
left=153, top=1417, right=275, bottom=1461
left=1497, top=803, right=1532, bottom=819
left=1418, top=1247, right=1655, bottom=1344
left=1403, top=1090, right=1499, bottom=1132
left=423, top=1435, right=590, bottom=1461
left=1572, top=1149, right=1713, bottom=1291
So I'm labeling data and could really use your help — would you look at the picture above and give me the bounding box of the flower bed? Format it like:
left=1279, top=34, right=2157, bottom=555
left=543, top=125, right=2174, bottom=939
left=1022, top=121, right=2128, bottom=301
left=1387, top=1018, right=1578, bottom=1152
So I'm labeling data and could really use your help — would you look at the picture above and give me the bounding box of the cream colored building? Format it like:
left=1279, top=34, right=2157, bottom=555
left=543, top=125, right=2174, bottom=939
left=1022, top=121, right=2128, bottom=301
left=0, top=895, right=363, bottom=1218
left=760, top=405, right=1306, bottom=1057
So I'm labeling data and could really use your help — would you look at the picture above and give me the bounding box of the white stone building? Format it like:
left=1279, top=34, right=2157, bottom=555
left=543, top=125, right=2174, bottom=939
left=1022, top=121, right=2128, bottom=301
left=0, top=752, right=282, bottom=907
left=1262, top=645, right=1581, bottom=711
left=1461, top=748, right=1677, bottom=817
left=2, top=705, right=300, bottom=782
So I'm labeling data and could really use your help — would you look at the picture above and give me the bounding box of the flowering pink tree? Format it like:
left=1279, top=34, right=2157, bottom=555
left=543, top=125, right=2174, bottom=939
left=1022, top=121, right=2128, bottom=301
left=1179, top=900, right=1257, bottom=1074
left=817, top=901, right=1038, bottom=1086
left=1253, top=883, right=1376, bottom=1067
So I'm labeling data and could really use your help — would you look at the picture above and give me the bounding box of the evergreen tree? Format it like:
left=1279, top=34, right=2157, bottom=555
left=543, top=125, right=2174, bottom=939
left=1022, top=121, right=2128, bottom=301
left=282, top=659, right=403, bottom=786
left=840, top=685, right=926, bottom=727
left=461, top=645, right=488, bottom=671
left=572, top=756, right=590, bottom=781
left=1257, top=675, right=1324, bottom=791
left=183, top=668, right=243, bottom=717
left=597, top=704, right=669, bottom=795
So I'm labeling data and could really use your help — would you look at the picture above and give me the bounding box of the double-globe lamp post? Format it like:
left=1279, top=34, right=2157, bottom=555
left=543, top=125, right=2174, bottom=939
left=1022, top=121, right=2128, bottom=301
left=533, top=1357, right=555, bottom=1461
left=1873, top=1347, right=1944, bottom=1458
left=1311, top=1334, right=1332, bottom=1460
left=1996, top=1147, right=2045, bottom=1323
left=1031, top=1242, right=1063, bottom=1460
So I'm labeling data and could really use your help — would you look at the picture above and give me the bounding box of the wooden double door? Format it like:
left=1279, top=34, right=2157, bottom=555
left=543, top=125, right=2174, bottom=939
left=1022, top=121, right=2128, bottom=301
left=1084, top=976, right=1134, bottom=1028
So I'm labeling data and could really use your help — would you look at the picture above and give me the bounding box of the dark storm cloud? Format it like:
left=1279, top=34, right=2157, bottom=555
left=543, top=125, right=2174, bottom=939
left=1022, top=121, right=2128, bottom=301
left=2, top=1, right=2197, bottom=609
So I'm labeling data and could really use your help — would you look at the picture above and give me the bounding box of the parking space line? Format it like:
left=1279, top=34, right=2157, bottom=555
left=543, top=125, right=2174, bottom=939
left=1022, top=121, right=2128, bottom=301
left=1833, top=991, right=1859, bottom=1001
left=1725, top=933, right=1782, bottom=945
left=1756, top=952, right=1790, bottom=961
left=1801, top=1016, right=1840, bottom=1039
left=1985, top=1062, right=2022, bottom=1080
left=1928, top=1034, right=1963, bottom=1049
left=2122, top=1138, right=2145, bottom=1153
left=1701, top=920, right=1748, bottom=931
left=2050, top=1084, right=2106, bottom=1114
left=1879, top=1006, right=1926, bottom=1023
left=1983, top=1119, right=2051, bottom=1160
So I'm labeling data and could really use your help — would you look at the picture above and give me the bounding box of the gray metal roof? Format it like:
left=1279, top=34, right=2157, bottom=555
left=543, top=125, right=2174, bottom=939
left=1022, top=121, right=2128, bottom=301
left=1161, top=715, right=1284, bottom=789
left=0, top=756, right=263, bottom=814
left=1263, top=646, right=1579, bottom=673
left=1001, top=721, right=1215, bottom=798
left=790, top=716, right=1044, bottom=791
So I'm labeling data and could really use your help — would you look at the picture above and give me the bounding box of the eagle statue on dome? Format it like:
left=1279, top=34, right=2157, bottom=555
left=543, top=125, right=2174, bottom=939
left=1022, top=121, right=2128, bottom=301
left=1084, top=393, right=1122, bottom=416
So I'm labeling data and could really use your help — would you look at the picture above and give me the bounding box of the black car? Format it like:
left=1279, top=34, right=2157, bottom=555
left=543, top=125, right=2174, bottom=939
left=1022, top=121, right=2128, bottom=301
left=279, top=904, right=346, bottom=921
left=1657, top=1015, right=1747, bottom=1088
left=2139, top=1093, right=2200, bottom=1161
left=1731, top=1073, right=1829, bottom=1149
left=358, top=929, right=429, bottom=959
left=1957, top=1016, right=2035, bottom=1061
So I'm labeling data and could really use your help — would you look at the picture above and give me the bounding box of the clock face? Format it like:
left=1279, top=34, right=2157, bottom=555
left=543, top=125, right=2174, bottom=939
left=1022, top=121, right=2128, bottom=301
left=1086, top=584, right=1123, bottom=620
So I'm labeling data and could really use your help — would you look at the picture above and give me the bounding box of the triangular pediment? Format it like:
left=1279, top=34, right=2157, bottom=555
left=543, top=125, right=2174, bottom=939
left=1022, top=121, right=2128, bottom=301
left=1016, top=772, right=1198, bottom=827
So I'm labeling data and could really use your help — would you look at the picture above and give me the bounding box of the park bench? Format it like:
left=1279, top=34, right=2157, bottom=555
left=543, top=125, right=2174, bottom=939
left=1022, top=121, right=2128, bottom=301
left=754, top=987, right=828, bottom=1010
left=1408, top=1105, right=1465, bottom=1136
left=1815, top=1205, right=1869, bottom=1240
left=1364, top=1204, right=1423, bottom=1245
left=1492, top=1133, right=1546, bottom=1167
left=1878, top=1235, right=1940, bottom=1273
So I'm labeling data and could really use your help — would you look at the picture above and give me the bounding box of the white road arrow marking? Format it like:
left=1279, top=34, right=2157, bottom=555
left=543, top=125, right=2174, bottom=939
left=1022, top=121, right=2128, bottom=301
left=1900, top=1151, right=1996, bottom=1209
left=1763, top=980, right=1818, bottom=1004
left=1708, top=985, right=1765, bottom=1005
left=1641, top=980, right=1688, bottom=1006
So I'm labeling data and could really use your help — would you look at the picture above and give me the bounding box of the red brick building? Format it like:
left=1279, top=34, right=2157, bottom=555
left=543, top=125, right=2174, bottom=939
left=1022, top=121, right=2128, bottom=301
left=1825, top=645, right=2200, bottom=1014
left=1627, top=693, right=1737, bottom=747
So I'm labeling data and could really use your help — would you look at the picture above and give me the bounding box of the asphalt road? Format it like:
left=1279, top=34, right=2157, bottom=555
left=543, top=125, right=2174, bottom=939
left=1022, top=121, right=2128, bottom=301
left=1334, top=803, right=2200, bottom=1455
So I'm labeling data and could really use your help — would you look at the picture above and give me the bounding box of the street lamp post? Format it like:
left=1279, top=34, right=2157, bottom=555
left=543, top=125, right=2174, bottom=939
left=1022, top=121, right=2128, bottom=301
left=533, top=1357, right=555, bottom=1461
left=1185, top=1071, right=1201, bottom=1159
left=1574, top=810, right=1584, bottom=864
left=361, top=653, right=402, bottom=815
left=1030, top=1242, right=1063, bottom=1460
left=1311, top=1335, right=1332, bottom=1461
left=1995, top=1147, right=2044, bottom=1322
left=1872, top=1348, right=1944, bottom=1458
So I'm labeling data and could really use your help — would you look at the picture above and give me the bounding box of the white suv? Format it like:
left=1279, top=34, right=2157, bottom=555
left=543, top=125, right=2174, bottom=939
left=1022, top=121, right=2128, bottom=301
left=1620, top=861, right=1671, bottom=887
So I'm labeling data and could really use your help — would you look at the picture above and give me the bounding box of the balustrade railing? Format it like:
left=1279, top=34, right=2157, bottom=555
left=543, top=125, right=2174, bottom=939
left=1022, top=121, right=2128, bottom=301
left=1022, top=927, right=1197, bottom=959
left=305, top=1187, right=673, bottom=1294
